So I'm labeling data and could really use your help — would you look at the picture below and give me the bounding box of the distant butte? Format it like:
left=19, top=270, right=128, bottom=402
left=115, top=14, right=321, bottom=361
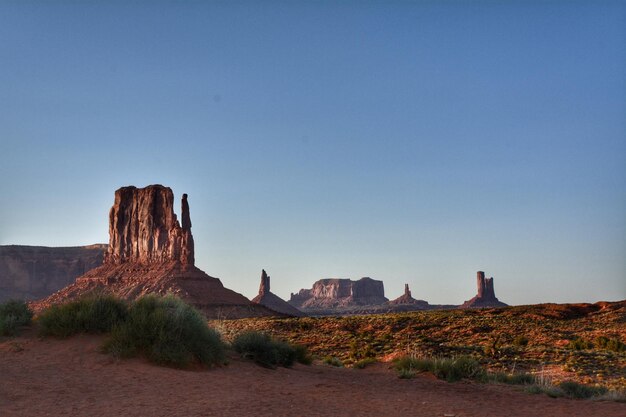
left=289, top=277, right=388, bottom=312
left=32, top=185, right=279, bottom=319
left=460, top=271, right=508, bottom=308
left=388, top=283, right=430, bottom=309
left=251, top=269, right=305, bottom=317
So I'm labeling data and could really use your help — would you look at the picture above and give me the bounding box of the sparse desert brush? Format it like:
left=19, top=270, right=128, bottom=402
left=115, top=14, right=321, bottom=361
left=293, top=343, right=314, bottom=365
left=568, top=337, right=594, bottom=350
left=393, top=356, right=432, bottom=378
left=597, top=388, right=626, bottom=403
left=102, top=295, right=225, bottom=368
left=594, top=336, right=625, bottom=352
left=0, top=299, right=33, bottom=336
left=217, top=303, right=626, bottom=389
left=38, top=293, right=127, bottom=337
left=232, top=330, right=309, bottom=368
left=323, top=356, right=343, bottom=367
left=353, top=357, right=377, bottom=369
left=525, top=380, right=611, bottom=400
left=558, top=381, right=608, bottom=399
left=512, top=335, right=529, bottom=347
left=488, top=371, right=536, bottom=385
left=395, top=355, right=486, bottom=382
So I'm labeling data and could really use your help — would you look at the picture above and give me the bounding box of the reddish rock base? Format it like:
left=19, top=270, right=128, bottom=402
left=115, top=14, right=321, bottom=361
left=31, top=262, right=278, bottom=319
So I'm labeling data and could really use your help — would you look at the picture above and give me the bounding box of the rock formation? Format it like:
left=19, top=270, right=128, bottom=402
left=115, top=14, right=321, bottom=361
left=289, top=277, right=388, bottom=312
left=32, top=185, right=279, bottom=319
left=0, top=244, right=106, bottom=302
left=104, top=185, right=194, bottom=265
left=251, top=269, right=305, bottom=317
left=460, top=271, right=508, bottom=308
left=388, top=283, right=429, bottom=308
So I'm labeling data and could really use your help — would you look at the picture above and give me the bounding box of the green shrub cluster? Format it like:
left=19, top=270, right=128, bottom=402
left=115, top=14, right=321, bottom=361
left=0, top=300, right=33, bottom=336
left=512, top=335, right=529, bottom=347
left=568, top=337, right=594, bottom=350
left=568, top=336, right=625, bottom=352
left=102, top=295, right=225, bottom=368
left=594, top=336, right=625, bottom=352
left=322, top=356, right=343, bottom=367
left=526, top=380, right=609, bottom=399
left=232, top=330, right=310, bottom=368
left=559, top=381, right=608, bottom=399
left=395, top=355, right=485, bottom=382
left=37, top=293, right=225, bottom=368
left=353, top=357, right=377, bottom=369
left=38, top=294, right=127, bottom=337
left=488, top=371, right=536, bottom=385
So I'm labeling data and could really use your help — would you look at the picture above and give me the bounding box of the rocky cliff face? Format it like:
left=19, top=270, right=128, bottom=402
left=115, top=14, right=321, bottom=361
left=0, top=244, right=106, bottom=302
left=460, top=271, right=508, bottom=308
left=104, top=185, right=194, bottom=266
left=252, top=269, right=304, bottom=317
left=289, top=277, right=388, bottom=311
left=33, top=185, right=277, bottom=319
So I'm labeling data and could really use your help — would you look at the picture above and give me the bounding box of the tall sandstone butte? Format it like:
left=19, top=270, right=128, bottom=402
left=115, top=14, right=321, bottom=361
left=460, top=271, right=508, bottom=308
left=105, top=186, right=194, bottom=265
left=33, top=185, right=277, bottom=319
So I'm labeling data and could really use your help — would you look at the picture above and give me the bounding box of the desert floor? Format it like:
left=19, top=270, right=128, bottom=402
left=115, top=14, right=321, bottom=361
left=1, top=332, right=625, bottom=417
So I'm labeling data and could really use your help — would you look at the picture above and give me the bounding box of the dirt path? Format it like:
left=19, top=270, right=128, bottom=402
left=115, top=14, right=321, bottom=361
left=1, top=333, right=624, bottom=417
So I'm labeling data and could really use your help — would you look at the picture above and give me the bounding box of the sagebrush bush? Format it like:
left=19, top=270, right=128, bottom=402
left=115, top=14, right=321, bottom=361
left=595, top=336, right=625, bottom=352
left=559, top=381, right=608, bottom=399
left=394, top=355, right=485, bottom=382
left=568, top=337, right=593, bottom=350
left=513, top=335, right=529, bottom=347
left=102, top=295, right=225, bottom=368
left=489, top=371, right=536, bottom=385
left=0, top=300, right=33, bottom=336
left=322, top=356, right=343, bottom=367
left=232, top=330, right=309, bottom=368
left=38, top=294, right=127, bottom=337
left=293, top=343, right=313, bottom=365
left=353, top=357, right=377, bottom=369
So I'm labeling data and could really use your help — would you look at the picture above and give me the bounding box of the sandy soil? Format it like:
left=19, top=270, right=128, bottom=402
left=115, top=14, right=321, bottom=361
left=1, top=332, right=624, bottom=417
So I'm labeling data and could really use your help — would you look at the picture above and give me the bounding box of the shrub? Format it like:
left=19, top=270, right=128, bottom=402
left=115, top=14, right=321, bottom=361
left=393, top=356, right=431, bottom=378
left=103, top=295, right=225, bottom=368
left=433, top=356, right=486, bottom=382
left=232, top=330, right=308, bottom=368
left=513, top=335, right=529, bottom=347
left=353, top=357, right=377, bottom=369
left=559, top=381, right=608, bottom=399
left=489, top=371, right=536, bottom=385
left=597, top=389, right=626, bottom=403
left=595, top=336, right=625, bottom=352
left=394, top=355, right=485, bottom=382
left=525, top=381, right=610, bottom=400
left=293, top=344, right=313, bottom=365
left=323, top=356, right=343, bottom=367
left=0, top=300, right=33, bottom=336
left=525, top=384, right=564, bottom=398
left=38, top=294, right=127, bottom=337
left=568, top=337, right=593, bottom=350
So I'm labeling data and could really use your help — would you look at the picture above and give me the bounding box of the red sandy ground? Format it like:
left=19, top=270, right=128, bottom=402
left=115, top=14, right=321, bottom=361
left=1, top=332, right=625, bottom=417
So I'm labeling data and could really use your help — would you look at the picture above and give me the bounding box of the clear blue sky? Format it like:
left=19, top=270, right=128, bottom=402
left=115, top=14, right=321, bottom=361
left=1, top=1, right=624, bottom=305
